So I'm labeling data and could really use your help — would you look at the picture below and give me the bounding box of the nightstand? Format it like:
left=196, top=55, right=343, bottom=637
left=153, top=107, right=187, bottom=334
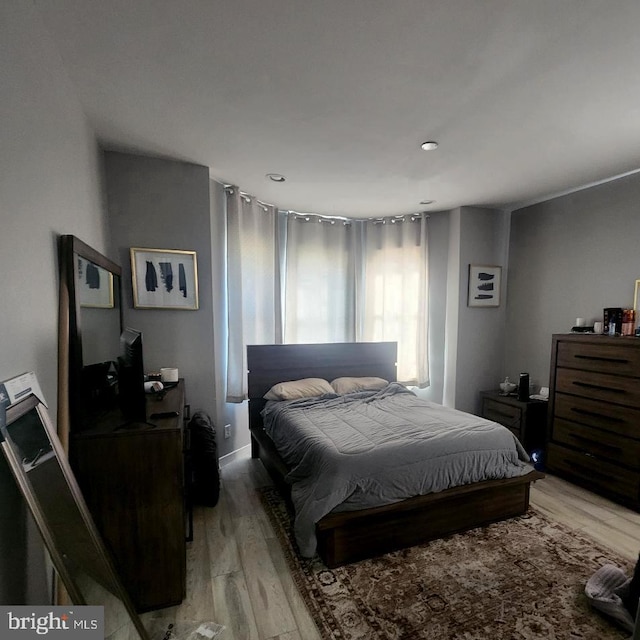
left=479, top=390, right=547, bottom=455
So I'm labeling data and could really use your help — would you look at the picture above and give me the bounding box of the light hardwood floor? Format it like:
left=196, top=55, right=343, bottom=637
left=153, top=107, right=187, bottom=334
left=141, top=449, right=640, bottom=640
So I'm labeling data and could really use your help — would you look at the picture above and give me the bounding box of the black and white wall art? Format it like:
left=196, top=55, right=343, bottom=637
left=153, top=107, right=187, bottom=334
left=468, top=264, right=501, bottom=307
left=130, top=247, right=199, bottom=310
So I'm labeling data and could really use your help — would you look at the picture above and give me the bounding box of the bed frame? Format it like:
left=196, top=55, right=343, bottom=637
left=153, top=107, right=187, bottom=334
left=247, top=342, right=544, bottom=568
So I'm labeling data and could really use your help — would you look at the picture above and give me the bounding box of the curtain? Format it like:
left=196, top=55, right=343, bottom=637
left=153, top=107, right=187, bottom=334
left=359, top=214, right=429, bottom=386
left=225, top=190, right=282, bottom=401
left=225, top=186, right=430, bottom=400
left=284, top=216, right=356, bottom=343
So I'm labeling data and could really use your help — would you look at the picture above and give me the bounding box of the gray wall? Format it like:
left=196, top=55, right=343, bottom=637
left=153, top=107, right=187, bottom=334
left=445, top=207, right=510, bottom=414
left=104, top=151, right=217, bottom=439
left=506, top=171, right=640, bottom=389
left=0, top=2, right=108, bottom=603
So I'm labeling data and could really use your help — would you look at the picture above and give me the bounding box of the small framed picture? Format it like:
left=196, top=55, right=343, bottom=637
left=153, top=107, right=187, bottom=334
left=130, top=248, right=199, bottom=310
left=468, top=264, right=501, bottom=307
left=77, top=257, right=114, bottom=308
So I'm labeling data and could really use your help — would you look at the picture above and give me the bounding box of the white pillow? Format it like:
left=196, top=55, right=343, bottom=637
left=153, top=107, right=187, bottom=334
left=263, top=377, right=334, bottom=401
left=330, top=376, right=389, bottom=394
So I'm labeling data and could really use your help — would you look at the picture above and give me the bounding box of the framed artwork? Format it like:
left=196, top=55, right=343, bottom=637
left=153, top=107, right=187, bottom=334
left=468, top=264, right=501, bottom=307
left=130, top=248, right=199, bottom=310
left=77, top=257, right=114, bottom=308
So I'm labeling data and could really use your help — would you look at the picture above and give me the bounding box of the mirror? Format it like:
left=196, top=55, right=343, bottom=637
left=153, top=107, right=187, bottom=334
left=56, top=236, right=149, bottom=638
left=1, top=382, right=149, bottom=639
left=58, top=235, right=124, bottom=448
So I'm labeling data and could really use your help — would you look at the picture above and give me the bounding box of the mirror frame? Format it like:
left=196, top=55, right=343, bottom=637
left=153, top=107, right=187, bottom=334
left=2, top=389, right=149, bottom=640
left=57, top=235, right=123, bottom=451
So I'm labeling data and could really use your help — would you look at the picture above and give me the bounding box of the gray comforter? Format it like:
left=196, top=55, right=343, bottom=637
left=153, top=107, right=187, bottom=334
left=262, top=383, right=532, bottom=557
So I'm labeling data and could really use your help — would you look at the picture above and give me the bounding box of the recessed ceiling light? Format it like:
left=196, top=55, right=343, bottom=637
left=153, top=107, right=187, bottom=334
left=420, top=141, right=439, bottom=151
left=266, top=173, right=286, bottom=182
left=419, top=200, right=434, bottom=205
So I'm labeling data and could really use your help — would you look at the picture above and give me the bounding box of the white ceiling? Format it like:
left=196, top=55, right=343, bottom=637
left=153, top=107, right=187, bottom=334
left=36, top=0, right=640, bottom=217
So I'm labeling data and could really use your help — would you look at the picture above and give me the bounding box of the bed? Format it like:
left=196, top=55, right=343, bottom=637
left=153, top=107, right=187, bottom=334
left=247, top=341, right=544, bottom=567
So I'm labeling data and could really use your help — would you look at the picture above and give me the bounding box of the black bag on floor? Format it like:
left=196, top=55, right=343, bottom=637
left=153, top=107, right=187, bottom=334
left=188, top=411, right=220, bottom=506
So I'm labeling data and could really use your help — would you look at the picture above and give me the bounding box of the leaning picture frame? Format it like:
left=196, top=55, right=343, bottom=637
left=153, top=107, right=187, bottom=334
left=468, top=264, right=502, bottom=307
left=130, top=248, right=199, bottom=310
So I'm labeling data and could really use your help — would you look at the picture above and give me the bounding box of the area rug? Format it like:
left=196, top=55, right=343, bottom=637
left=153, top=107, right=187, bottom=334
left=258, top=486, right=634, bottom=640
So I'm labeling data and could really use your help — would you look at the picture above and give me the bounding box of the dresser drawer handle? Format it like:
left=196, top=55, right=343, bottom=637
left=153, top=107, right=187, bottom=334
left=574, top=354, right=630, bottom=365
left=570, top=407, right=623, bottom=423
left=572, top=381, right=625, bottom=394
left=567, top=433, right=622, bottom=454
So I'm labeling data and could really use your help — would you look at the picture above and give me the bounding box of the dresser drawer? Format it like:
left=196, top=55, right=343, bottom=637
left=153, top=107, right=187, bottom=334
left=554, top=393, right=640, bottom=440
left=551, top=417, right=640, bottom=469
left=557, top=340, right=640, bottom=376
left=481, top=398, right=521, bottom=436
left=547, top=442, right=639, bottom=503
left=556, top=367, right=640, bottom=409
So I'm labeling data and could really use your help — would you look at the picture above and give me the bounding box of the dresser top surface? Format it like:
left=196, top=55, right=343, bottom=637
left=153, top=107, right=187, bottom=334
left=72, top=380, right=185, bottom=439
left=553, top=333, right=640, bottom=347
left=480, top=390, right=547, bottom=406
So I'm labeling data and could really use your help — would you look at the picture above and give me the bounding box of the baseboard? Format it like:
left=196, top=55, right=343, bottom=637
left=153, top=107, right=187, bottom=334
left=219, top=444, right=251, bottom=468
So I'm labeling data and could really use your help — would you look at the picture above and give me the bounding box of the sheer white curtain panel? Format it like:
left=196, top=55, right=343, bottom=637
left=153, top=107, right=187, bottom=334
left=284, top=217, right=356, bottom=344
left=226, top=190, right=282, bottom=401
left=360, top=215, right=429, bottom=386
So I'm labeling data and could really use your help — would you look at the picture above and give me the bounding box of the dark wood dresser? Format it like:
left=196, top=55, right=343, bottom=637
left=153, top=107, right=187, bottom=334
left=547, top=334, right=640, bottom=510
left=70, top=380, right=188, bottom=611
left=480, top=390, right=547, bottom=454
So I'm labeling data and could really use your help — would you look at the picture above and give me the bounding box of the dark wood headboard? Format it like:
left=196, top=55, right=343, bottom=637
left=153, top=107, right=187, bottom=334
left=247, top=342, right=397, bottom=434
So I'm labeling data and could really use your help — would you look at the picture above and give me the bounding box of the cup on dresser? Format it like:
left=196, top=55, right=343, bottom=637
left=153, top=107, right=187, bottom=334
left=160, top=367, right=179, bottom=383
left=593, top=321, right=603, bottom=334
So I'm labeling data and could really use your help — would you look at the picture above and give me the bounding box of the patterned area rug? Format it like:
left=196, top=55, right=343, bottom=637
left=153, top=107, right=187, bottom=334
left=259, top=486, right=633, bottom=640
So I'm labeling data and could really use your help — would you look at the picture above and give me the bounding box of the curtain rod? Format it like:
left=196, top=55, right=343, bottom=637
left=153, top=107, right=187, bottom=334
left=224, top=184, right=430, bottom=222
